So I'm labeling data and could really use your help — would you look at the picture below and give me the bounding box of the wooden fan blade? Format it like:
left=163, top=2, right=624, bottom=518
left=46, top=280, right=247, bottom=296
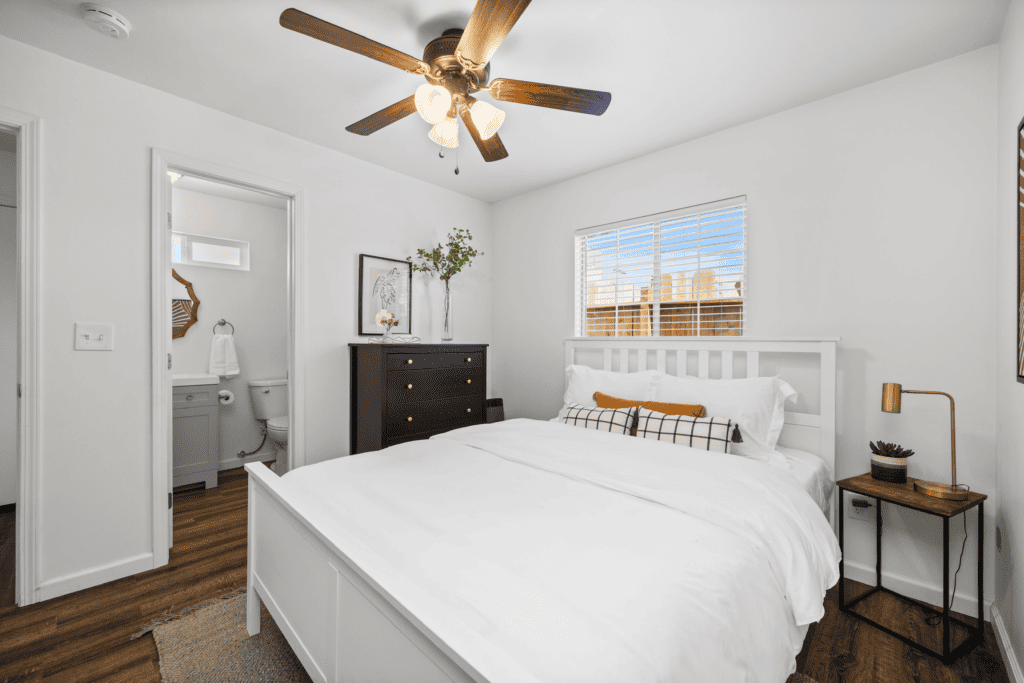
left=346, top=95, right=418, bottom=135
left=455, top=0, right=532, bottom=70
left=281, top=8, right=429, bottom=75
left=488, top=78, right=611, bottom=116
left=459, top=101, right=509, bottom=162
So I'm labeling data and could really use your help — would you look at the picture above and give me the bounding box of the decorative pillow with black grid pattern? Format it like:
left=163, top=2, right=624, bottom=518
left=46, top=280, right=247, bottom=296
left=560, top=403, right=637, bottom=435
left=635, top=407, right=737, bottom=453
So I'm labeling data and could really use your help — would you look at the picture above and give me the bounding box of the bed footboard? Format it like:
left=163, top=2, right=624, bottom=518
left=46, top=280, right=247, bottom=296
left=245, top=463, right=487, bottom=683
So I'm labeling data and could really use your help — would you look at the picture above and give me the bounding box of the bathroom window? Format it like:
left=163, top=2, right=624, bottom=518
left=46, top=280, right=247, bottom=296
left=172, top=232, right=250, bottom=271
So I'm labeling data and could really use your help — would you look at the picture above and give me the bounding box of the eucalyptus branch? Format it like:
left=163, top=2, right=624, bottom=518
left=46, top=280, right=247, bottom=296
left=407, top=227, right=482, bottom=282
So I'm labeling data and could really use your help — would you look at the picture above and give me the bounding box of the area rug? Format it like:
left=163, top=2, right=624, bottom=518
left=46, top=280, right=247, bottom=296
left=142, top=590, right=312, bottom=683
left=787, top=674, right=819, bottom=683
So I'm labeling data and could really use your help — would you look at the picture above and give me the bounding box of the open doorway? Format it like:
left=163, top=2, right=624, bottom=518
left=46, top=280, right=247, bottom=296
left=151, top=150, right=305, bottom=562
left=0, top=129, right=16, bottom=608
left=168, top=174, right=290, bottom=497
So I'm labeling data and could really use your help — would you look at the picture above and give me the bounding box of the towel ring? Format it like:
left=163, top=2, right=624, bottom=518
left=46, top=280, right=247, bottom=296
left=213, top=319, right=234, bottom=335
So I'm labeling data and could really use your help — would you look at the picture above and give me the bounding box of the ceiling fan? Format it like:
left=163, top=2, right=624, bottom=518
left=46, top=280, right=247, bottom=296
left=279, top=1, right=612, bottom=163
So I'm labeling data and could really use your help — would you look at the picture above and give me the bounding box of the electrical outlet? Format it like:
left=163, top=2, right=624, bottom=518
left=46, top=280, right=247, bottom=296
left=847, top=495, right=876, bottom=522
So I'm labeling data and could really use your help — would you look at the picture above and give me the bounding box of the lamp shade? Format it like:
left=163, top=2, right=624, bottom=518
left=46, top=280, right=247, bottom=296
left=415, top=84, right=452, bottom=125
left=429, top=116, right=459, bottom=148
left=468, top=100, right=505, bottom=140
left=881, top=382, right=902, bottom=413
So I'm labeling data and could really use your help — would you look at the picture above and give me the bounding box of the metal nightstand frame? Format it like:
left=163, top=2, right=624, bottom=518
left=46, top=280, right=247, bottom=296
left=837, top=487, right=984, bottom=665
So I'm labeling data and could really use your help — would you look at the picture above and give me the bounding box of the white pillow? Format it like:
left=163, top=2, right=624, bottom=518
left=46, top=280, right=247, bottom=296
left=562, top=365, right=662, bottom=408
left=652, top=374, right=796, bottom=466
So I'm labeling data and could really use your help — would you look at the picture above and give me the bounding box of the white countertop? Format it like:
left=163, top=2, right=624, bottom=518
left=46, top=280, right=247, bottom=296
left=172, top=373, right=220, bottom=387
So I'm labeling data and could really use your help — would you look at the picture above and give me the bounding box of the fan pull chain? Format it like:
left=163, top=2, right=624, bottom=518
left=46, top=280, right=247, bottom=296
left=454, top=138, right=460, bottom=176
left=438, top=142, right=445, bottom=159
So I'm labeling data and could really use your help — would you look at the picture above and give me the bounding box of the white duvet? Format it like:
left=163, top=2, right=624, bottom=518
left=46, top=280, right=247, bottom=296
left=283, top=418, right=841, bottom=683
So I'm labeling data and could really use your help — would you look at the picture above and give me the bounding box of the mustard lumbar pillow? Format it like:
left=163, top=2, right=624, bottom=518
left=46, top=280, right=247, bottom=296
left=594, top=391, right=706, bottom=417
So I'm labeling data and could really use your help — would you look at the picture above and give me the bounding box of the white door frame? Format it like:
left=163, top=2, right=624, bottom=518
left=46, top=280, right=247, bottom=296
left=0, top=107, right=42, bottom=607
left=151, top=149, right=305, bottom=565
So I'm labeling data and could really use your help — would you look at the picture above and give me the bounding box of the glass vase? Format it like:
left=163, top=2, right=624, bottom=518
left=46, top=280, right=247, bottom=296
left=442, top=280, right=453, bottom=342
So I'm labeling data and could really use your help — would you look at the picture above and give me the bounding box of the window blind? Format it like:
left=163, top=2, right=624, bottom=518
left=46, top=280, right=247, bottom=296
left=574, top=198, right=746, bottom=337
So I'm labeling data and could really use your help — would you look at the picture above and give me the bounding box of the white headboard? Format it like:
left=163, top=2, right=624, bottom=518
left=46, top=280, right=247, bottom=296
left=564, top=337, right=839, bottom=479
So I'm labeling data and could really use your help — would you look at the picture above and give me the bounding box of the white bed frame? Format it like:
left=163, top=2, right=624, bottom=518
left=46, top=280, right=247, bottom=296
left=245, top=337, right=839, bottom=683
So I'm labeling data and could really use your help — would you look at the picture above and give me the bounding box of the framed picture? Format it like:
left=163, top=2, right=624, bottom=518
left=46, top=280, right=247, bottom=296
left=1019, top=116, right=1024, bottom=382
left=359, top=254, right=412, bottom=336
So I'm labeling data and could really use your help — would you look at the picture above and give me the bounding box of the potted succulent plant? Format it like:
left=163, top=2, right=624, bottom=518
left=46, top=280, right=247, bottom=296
left=869, top=441, right=915, bottom=484
left=407, top=227, right=482, bottom=342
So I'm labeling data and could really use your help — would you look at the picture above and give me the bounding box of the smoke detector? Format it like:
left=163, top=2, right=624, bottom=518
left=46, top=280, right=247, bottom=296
left=80, top=4, right=131, bottom=39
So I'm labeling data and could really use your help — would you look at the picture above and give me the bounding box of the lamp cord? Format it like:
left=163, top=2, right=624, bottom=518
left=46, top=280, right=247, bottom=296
left=925, top=484, right=970, bottom=626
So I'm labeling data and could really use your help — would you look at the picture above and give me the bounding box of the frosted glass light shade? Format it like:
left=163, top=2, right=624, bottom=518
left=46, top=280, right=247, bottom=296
left=415, top=84, right=452, bottom=125
left=429, top=116, right=459, bottom=148
left=468, top=100, right=505, bottom=140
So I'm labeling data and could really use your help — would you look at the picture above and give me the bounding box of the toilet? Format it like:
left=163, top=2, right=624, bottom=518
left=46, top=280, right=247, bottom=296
left=248, top=378, right=288, bottom=469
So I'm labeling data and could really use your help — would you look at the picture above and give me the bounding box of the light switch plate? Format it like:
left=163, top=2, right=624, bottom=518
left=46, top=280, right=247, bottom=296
left=75, top=323, right=114, bottom=351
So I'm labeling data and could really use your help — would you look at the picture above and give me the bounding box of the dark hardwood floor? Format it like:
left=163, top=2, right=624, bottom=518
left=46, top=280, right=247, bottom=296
left=0, top=469, right=1013, bottom=682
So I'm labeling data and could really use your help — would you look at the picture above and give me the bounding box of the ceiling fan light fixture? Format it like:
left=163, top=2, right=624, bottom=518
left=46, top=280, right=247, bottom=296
left=415, top=84, right=452, bottom=125
left=469, top=100, right=505, bottom=140
left=429, top=116, right=459, bottom=148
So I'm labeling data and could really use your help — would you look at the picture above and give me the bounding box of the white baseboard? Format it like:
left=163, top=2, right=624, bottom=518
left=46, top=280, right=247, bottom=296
left=993, top=604, right=1024, bottom=683
left=843, top=560, right=992, bottom=620
left=220, top=450, right=276, bottom=472
left=35, top=552, right=154, bottom=602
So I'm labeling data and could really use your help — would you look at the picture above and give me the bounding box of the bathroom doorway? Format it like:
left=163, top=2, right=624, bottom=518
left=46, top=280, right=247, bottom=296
left=0, top=129, right=17, bottom=608
left=151, top=151, right=305, bottom=560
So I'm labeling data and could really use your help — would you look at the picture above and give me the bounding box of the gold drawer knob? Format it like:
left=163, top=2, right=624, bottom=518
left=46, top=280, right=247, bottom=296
left=407, top=417, right=413, bottom=422
left=466, top=408, right=472, bottom=413
left=466, top=357, right=472, bottom=362
left=466, top=379, right=472, bottom=384
left=407, top=359, right=413, bottom=365
left=407, top=384, right=413, bottom=389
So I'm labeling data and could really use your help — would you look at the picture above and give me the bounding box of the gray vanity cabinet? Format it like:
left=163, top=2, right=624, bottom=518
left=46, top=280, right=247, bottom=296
left=173, top=384, right=220, bottom=489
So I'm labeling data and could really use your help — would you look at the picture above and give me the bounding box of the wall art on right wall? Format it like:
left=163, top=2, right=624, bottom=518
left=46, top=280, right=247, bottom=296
left=1018, top=115, right=1024, bottom=382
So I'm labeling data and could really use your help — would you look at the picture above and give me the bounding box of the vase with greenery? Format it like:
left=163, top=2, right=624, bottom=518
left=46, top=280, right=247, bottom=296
left=407, top=227, right=482, bottom=342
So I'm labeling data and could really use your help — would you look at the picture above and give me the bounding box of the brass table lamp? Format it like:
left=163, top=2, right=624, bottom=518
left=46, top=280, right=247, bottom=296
left=881, top=383, right=967, bottom=501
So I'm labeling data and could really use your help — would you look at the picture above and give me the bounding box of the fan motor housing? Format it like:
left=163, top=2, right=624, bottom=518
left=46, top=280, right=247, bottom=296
left=423, top=28, right=489, bottom=95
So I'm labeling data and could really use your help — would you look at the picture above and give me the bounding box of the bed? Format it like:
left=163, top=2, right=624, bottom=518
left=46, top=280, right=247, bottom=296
left=245, top=337, right=840, bottom=683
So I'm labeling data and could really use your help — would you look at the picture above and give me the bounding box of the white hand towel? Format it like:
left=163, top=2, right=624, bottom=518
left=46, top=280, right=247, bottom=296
left=209, top=333, right=240, bottom=378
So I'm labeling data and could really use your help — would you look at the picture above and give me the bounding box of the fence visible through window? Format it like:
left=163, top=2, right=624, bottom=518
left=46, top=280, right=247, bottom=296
left=574, top=199, right=745, bottom=337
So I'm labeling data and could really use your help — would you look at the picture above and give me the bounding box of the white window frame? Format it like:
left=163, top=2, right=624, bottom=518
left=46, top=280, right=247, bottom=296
left=574, top=196, right=746, bottom=337
left=172, top=231, right=250, bottom=271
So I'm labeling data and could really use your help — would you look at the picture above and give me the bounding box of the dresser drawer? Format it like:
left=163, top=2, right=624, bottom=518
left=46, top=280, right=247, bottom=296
left=384, top=395, right=483, bottom=439
left=386, top=351, right=483, bottom=372
left=173, top=385, right=219, bottom=408
left=386, top=368, right=483, bottom=409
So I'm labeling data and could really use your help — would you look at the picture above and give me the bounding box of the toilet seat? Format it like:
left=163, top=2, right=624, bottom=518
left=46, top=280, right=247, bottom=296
left=266, top=416, right=289, bottom=445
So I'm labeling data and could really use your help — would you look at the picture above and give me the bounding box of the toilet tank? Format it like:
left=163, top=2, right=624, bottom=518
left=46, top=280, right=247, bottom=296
left=248, top=378, right=288, bottom=420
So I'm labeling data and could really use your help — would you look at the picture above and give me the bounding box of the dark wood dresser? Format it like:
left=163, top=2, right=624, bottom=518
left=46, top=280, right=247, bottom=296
left=349, top=343, right=487, bottom=454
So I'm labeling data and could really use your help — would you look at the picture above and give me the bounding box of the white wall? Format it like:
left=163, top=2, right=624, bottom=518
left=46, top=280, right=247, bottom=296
left=0, top=34, right=491, bottom=599
left=491, top=47, right=999, bottom=616
left=996, top=0, right=1024, bottom=674
left=171, top=187, right=287, bottom=469
left=0, top=149, right=15, bottom=507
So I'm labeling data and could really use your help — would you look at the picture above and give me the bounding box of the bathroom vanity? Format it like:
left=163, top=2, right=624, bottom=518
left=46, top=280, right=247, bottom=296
left=172, top=374, right=221, bottom=489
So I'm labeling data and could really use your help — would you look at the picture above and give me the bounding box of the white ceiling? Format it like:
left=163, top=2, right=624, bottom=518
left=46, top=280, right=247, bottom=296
left=173, top=174, right=289, bottom=209
left=0, top=0, right=1009, bottom=202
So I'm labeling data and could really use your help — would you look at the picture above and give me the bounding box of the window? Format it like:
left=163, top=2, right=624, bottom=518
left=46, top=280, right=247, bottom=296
left=574, top=197, right=745, bottom=337
left=171, top=232, right=250, bottom=271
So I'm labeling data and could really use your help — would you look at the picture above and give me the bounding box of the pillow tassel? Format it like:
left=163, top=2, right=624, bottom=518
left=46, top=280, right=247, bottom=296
left=731, top=424, right=743, bottom=443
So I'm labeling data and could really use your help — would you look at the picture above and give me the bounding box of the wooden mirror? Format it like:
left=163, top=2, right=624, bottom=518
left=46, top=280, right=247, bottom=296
left=171, top=269, right=200, bottom=339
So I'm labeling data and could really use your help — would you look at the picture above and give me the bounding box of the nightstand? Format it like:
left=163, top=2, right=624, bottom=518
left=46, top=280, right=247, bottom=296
left=836, top=473, right=987, bottom=664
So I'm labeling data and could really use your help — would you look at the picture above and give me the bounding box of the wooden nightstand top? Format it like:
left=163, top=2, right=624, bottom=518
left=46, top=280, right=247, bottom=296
left=836, top=473, right=987, bottom=517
